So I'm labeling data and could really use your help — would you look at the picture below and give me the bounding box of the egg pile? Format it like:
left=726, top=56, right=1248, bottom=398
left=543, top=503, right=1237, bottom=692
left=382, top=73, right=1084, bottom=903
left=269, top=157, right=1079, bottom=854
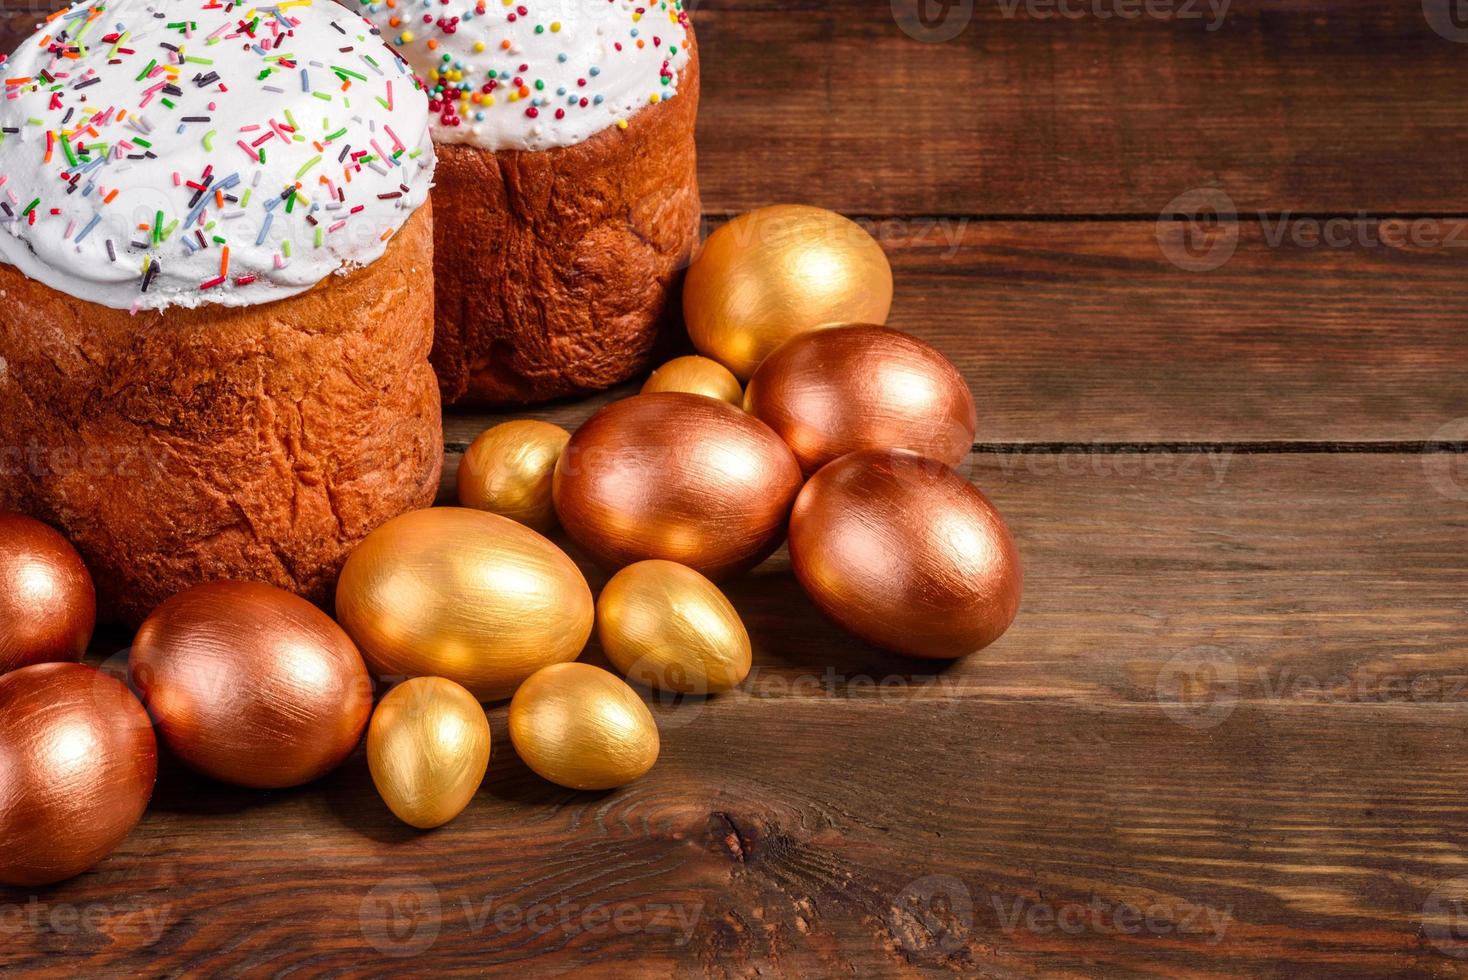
left=0, top=204, right=1020, bottom=882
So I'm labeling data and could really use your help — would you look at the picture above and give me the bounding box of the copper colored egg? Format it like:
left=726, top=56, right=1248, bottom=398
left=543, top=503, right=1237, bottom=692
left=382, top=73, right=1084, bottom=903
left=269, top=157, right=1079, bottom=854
left=789, top=451, right=1022, bottom=659
left=641, top=356, right=744, bottom=406
left=553, top=393, right=804, bottom=579
left=336, top=508, right=594, bottom=701
left=130, top=581, right=373, bottom=789
left=744, top=325, right=977, bottom=475
left=0, top=513, right=96, bottom=676
left=457, top=420, right=572, bottom=534
left=368, top=677, right=491, bottom=830
left=683, top=205, right=895, bottom=379
left=0, top=663, right=157, bottom=886
left=508, top=663, right=660, bottom=791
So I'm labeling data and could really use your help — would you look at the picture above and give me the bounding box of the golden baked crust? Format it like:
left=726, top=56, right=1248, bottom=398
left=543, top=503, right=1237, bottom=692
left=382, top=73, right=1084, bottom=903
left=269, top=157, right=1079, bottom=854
left=430, top=40, right=701, bottom=406
left=0, top=205, right=442, bottom=625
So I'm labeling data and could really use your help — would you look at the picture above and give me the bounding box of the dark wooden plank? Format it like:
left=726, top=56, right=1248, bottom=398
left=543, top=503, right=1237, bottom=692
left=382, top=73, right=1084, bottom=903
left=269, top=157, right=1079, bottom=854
left=435, top=450, right=1468, bottom=712
left=3, top=696, right=1468, bottom=976
left=4, top=2, right=1467, bottom=214
left=444, top=219, right=1468, bottom=443
left=691, top=0, right=1468, bottom=215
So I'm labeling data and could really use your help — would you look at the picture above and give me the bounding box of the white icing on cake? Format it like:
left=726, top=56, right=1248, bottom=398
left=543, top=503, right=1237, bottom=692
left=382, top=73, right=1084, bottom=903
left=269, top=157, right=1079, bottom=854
left=0, top=0, right=436, bottom=312
left=354, top=0, right=690, bottom=152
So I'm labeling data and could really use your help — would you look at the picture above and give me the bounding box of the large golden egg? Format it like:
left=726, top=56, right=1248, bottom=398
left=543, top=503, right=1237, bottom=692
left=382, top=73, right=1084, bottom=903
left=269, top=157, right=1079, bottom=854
left=789, top=451, right=1022, bottom=659
left=368, top=677, right=491, bottom=829
left=683, top=205, right=894, bottom=380
left=598, top=560, right=752, bottom=694
left=745, top=324, right=977, bottom=475
left=641, top=356, right=744, bottom=406
left=553, top=393, right=803, bottom=579
left=508, top=663, right=660, bottom=790
left=336, top=508, right=594, bottom=701
left=457, top=420, right=571, bottom=534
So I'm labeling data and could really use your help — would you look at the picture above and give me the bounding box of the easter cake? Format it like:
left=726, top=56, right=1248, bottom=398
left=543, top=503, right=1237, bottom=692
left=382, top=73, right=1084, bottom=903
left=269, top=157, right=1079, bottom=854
left=358, top=0, right=700, bottom=404
left=0, top=0, right=441, bottom=623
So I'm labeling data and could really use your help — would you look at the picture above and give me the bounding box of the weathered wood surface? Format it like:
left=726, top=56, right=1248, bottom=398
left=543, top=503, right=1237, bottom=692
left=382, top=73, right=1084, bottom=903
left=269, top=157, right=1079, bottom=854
left=2, top=0, right=1467, bottom=976
left=3, top=453, right=1467, bottom=975
left=446, top=219, right=1468, bottom=444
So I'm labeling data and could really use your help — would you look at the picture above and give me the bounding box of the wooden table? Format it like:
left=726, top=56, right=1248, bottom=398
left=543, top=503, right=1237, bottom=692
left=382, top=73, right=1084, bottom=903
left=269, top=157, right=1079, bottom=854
left=5, top=1, right=1468, bottom=975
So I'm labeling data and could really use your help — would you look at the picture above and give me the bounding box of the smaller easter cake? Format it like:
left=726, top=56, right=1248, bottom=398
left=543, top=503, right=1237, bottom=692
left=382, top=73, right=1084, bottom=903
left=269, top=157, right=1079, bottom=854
left=0, top=0, right=442, bottom=624
left=357, top=0, right=700, bottom=405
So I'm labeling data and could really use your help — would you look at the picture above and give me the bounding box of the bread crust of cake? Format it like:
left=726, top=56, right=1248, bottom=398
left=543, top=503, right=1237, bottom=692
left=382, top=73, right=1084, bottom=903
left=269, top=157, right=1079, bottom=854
left=429, top=43, right=701, bottom=406
left=0, top=205, right=442, bottom=626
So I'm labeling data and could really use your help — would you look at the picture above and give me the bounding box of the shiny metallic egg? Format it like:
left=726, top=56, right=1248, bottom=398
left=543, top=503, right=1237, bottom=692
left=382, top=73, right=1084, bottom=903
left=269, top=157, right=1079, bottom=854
left=789, top=450, right=1022, bottom=659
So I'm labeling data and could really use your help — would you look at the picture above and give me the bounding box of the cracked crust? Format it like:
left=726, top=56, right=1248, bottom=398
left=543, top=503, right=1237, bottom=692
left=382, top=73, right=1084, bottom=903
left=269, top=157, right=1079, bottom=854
left=430, top=38, right=701, bottom=406
left=0, top=205, right=442, bottom=625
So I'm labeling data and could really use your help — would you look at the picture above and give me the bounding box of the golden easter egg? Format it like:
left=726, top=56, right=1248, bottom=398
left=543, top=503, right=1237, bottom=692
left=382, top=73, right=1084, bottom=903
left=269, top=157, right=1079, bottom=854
left=508, top=663, right=660, bottom=790
left=641, top=356, right=744, bottom=406
left=457, top=420, right=572, bottom=534
left=683, top=205, right=894, bottom=380
left=368, top=677, right=491, bottom=829
left=336, top=508, right=595, bottom=701
left=598, top=560, right=751, bottom=694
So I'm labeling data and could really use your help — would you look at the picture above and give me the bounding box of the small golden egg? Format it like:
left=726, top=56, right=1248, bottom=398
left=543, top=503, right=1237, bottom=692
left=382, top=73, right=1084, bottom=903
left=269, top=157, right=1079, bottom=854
left=336, top=508, right=595, bottom=701
left=368, top=677, right=491, bottom=829
left=457, top=420, right=572, bottom=533
left=641, top=356, right=744, bottom=406
left=508, top=663, right=660, bottom=790
left=598, top=560, right=751, bottom=694
left=683, top=205, right=894, bottom=379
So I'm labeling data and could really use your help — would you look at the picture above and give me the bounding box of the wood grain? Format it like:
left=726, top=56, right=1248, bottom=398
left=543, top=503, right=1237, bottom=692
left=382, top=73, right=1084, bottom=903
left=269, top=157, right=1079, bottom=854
left=6, top=451, right=1460, bottom=974
left=695, top=0, right=1468, bottom=214
left=4, top=2, right=1468, bottom=215
left=2, top=1, right=1465, bottom=976
left=3, top=695, right=1467, bottom=976
left=438, top=451, right=1468, bottom=711
left=443, top=219, right=1468, bottom=443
